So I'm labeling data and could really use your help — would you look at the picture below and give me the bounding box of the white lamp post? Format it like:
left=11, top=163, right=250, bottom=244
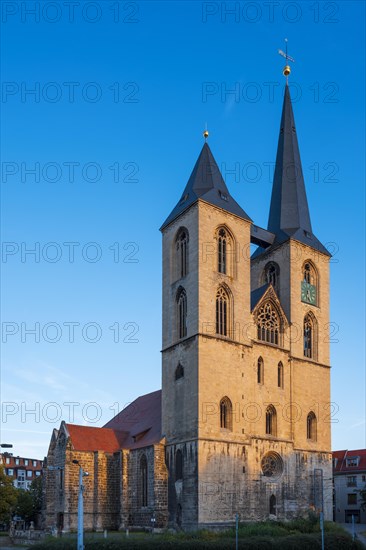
left=72, top=460, right=89, bottom=550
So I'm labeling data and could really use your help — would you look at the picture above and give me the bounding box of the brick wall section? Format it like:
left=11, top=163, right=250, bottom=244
left=119, top=450, right=130, bottom=528
left=127, top=444, right=168, bottom=528
left=153, top=442, right=169, bottom=527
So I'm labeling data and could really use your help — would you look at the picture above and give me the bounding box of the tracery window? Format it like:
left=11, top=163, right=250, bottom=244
left=261, top=452, right=283, bottom=478
left=216, top=226, right=235, bottom=276
left=257, top=357, right=264, bottom=384
left=175, top=228, right=188, bottom=279
left=265, top=405, right=277, bottom=436
left=307, top=412, right=317, bottom=441
left=140, top=454, right=148, bottom=507
left=304, top=313, right=317, bottom=359
left=220, top=396, right=232, bottom=431
left=216, top=286, right=230, bottom=336
left=176, top=288, right=187, bottom=339
left=257, top=302, right=281, bottom=345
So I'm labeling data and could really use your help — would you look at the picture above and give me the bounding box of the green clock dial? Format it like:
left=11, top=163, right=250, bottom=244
left=301, top=281, right=316, bottom=305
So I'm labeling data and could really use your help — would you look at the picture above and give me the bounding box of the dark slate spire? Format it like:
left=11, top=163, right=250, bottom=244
left=255, top=84, right=329, bottom=257
left=161, top=142, right=251, bottom=230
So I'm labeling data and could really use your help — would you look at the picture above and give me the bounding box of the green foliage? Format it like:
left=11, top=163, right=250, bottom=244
left=0, top=464, right=17, bottom=524
left=30, top=475, right=43, bottom=517
left=15, top=488, right=34, bottom=522
left=358, top=484, right=366, bottom=510
left=29, top=524, right=364, bottom=550
left=13, top=475, right=43, bottom=524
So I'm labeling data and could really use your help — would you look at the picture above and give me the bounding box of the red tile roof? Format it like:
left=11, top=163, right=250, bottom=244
left=104, top=389, right=162, bottom=449
left=66, top=424, right=128, bottom=453
left=65, top=390, right=162, bottom=453
left=333, top=449, right=366, bottom=473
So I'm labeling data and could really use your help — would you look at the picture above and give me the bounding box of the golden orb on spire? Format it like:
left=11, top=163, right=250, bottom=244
left=203, top=129, right=209, bottom=140
left=283, top=65, right=291, bottom=77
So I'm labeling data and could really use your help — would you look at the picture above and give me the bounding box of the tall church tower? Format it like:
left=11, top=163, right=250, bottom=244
left=161, top=77, right=332, bottom=528
left=160, top=142, right=253, bottom=528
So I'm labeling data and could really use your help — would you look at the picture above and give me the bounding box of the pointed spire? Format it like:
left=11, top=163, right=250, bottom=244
left=265, top=84, right=330, bottom=256
left=160, top=143, right=251, bottom=230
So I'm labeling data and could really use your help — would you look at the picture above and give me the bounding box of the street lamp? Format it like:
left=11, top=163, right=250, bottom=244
left=72, top=460, right=89, bottom=550
left=0, top=444, right=13, bottom=448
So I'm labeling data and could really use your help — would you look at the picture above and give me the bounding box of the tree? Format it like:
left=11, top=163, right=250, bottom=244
left=0, top=464, right=17, bottom=524
left=29, top=476, right=43, bottom=520
left=14, top=489, right=34, bottom=523
left=359, top=484, right=366, bottom=510
left=14, top=477, right=43, bottom=526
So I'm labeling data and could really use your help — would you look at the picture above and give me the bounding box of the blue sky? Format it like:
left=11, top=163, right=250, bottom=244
left=1, top=1, right=365, bottom=459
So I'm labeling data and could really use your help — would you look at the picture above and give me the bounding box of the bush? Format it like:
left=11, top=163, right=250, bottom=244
left=30, top=522, right=364, bottom=550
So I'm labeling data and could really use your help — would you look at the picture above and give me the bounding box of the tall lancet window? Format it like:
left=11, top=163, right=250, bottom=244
left=304, top=313, right=316, bottom=359
left=216, top=286, right=230, bottom=336
left=277, top=362, right=284, bottom=388
left=257, top=357, right=264, bottom=384
left=307, top=412, right=317, bottom=441
left=175, top=228, right=188, bottom=279
left=256, top=302, right=281, bottom=346
left=220, top=396, right=233, bottom=431
left=218, top=228, right=227, bottom=274
left=176, top=288, right=187, bottom=339
left=265, top=405, right=277, bottom=436
left=140, top=454, right=148, bottom=507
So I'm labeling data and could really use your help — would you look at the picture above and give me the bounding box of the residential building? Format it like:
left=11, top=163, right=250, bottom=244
left=333, top=449, right=366, bottom=523
left=0, top=453, right=43, bottom=490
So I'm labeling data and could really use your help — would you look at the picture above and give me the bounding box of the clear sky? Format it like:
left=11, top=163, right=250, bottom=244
left=1, top=1, right=365, bottom=459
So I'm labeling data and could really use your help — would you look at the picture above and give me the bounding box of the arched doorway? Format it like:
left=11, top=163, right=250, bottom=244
left=269, top=494, right=277, bottom=515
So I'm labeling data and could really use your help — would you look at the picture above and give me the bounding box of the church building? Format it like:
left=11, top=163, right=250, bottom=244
left=43, top=71, right=333, bottom=531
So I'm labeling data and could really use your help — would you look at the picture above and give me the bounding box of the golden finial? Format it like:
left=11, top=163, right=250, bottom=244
left=278, top=38, right=295, bottom=80
left=203, top=123, right=209, bottom=140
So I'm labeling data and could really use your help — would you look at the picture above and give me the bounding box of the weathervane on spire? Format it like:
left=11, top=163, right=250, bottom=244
left=278, top=38, right=295, bottom=80
left=203, top=122, right=209, bottom=141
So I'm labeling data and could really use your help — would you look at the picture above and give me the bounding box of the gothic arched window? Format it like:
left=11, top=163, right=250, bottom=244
left=220, top=396, right=232, bottom=431
left=262, top=262, right=280, bottom=293
left=304, top=313, right=317, bottom=359
left=265, top=405, right=277, bottom=436
left=216, top=286, right=230, bottom=336
left=307, top=412, right=317, bottom=441
left=175, top=449, right=183, bottom=481
left=257, top=357, right=264, bottom=384
left=140, top=454, right=148, bottom=507
left=176, top=288, right=187, bottom=339
left=256, top=302, right=281, bottom=345
left=216, top=226, right=235, bottom=276
left=277, top=362, right=284, bottom=388
left=175, top=228, right=189, bottom=279
left=218, top=227, right=227, bottom=274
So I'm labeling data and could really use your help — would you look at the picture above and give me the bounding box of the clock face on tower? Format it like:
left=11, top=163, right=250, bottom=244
left=301, top=281, right=317, bottom=305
